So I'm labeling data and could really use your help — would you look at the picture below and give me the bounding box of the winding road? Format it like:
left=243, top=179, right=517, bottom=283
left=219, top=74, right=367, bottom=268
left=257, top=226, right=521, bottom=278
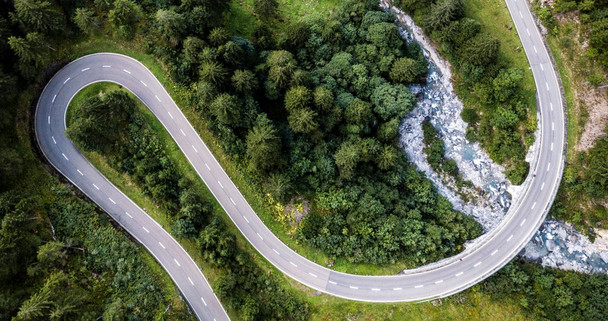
left=34, top=0, right=565, bottom=320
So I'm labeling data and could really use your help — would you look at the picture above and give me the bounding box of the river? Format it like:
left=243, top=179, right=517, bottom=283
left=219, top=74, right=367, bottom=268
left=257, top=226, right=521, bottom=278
left=379, top=0, right=608, bottom=274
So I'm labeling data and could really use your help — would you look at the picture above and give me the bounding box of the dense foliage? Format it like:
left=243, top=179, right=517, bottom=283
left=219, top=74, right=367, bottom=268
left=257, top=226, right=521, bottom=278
left=69, top=89, right=310, bottom=320
left=0, top=188, right=193, bottom=320
left=150, top=0, right=482, bottom=266
left=1, top=0, right=608, bottom=320
left=395, top=0, right=534, bottom=184
left=551, top=0, right=608, bottom=71
left=2, top=0, right=484, bottom=268
left=484, top=261, right=608, bottom=321
left=550, top=125, right=608, bottom=234
left=0, top=1, right=193, bottom=317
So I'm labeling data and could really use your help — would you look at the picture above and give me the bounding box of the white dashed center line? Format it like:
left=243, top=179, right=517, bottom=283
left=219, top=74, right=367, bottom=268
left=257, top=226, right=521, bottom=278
left=541, top=182, right=545, bottom=190
left=201, top=297, right=207, bottom=306
left=435, top=280, right=443, bottom=284
left=52, top=136, right=56, bottom=144
left=102, top=65, right=111, bottom=68
left=350, top=285, right=359, bottom=290
left=393, top=287, right=402, bottom=291
left=109, top=198, right=116, bottom=204
left=155, top=95, right=161, bottom=102
left=123, top=69, right=131, bottom=74
left=52, top=95, right=56, bottom=103
left=192, top=145, right=198, bottom=153
left=174, top=258, right=181, bottom=267
left=205, top=163, right=211, bottom=171
left=519, top=10, right=523, bottom=18
left=307, top=272, right=318, bottom=278
left=520, top=219, right=527, bottom=227
left=329, top=281, right=337, bottom=285
left=491, top=249, right=498, bottom=256
left=256, top=232, right=263, bottom=240
left=188, top=277, right=194, bottom=285
left=62, top=153, right=69, bottom=161
left=273, top=248, right=280, bottom=255
left=540, top=64, right=544, bottom=71
left=474, top=262, right=482, bottom=268
left=140, top=80, right=147, bottom=87
left=168, top=111, right=173, bottom=119
left=290, top=261, right=297, bottom=267
left=552, top=122, right=555, bottom=131
left=180, top=129, right=186, bottom=136
left=81, top=68, right=90, bottom=72
left=526, top=28, right=530, bottom=36
left=63, top=77, right=70, bottom=84
left=531, top=201, right=537, bottom=210
left=77, top=169, right=84, bottom=176
left=243, top=215, right=249, bottom=223
left=533, top=46, right=538, bottom=53
left=547, top=163, right=551, bottom=171
left=48, top=116, right=51, bottom=124
left=159, top=242, right=165, bottom=249
left=218, top=181, right=224, bottom=189
left=550, top=102, right=554, bottom=111
left=230, top=198, right=236, bottom=205
left=126, top=212, right=133, bottom=218
left=550, top=142, right=554, bottom=151
left=372, top=288, right=381, bottom=291
left=93, top=183, right=99, bottom=190
left=142, top=226, right=150, bottom=233
left=455, top=272, right=464, bottom=277
left=507, top=234, right=514, bottom=242
left=546, top=82, right=550, bottom=91
left=414, top=285, right=424, bottom=289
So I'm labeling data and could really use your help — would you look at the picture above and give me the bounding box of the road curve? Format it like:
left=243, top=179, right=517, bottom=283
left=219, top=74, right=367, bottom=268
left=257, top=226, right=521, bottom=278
left=35, top=54, right=230, bottom=321
left=34, top=0, right=564, bottom=319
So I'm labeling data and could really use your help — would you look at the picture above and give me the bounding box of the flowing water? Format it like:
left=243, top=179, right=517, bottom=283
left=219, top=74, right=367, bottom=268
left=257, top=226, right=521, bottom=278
left=379, top=1, right=608, bottom=273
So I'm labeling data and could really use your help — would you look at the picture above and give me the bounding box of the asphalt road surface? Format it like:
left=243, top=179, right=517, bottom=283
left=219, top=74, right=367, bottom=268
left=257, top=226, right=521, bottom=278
left=35, top=0, right=564, bottom=319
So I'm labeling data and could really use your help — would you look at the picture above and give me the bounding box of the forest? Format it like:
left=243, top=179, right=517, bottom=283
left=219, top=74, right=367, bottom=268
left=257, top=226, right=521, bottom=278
left=59, top=0, right=485, bottom=266
left=1, top=0, right=608, bottom=320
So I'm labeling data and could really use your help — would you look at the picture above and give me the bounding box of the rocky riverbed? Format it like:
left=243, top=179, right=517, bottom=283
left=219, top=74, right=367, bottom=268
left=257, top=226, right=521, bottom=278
left=380, top=0, right=608, bottom=273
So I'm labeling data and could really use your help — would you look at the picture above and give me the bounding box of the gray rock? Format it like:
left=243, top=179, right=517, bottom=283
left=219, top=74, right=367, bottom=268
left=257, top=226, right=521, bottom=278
left=600, top=252, right=608, bottom=264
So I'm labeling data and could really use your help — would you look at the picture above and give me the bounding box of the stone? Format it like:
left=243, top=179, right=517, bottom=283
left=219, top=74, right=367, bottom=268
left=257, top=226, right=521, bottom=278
left=600, top=252, right=608, bottom=264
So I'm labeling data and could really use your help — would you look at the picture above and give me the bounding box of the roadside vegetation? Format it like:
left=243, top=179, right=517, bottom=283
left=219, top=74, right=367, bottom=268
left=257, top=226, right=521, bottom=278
left=528, top=0, right=608, bottom=236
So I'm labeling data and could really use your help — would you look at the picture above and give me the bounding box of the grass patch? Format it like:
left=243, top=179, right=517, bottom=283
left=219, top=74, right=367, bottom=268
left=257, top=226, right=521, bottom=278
left=308, top=290, right=529, bottom=321
left=546, top=34, right=578, bottom=161
left=463, top=0, right=537, bottom=113
left=225, top=0, right=342, bottom=37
